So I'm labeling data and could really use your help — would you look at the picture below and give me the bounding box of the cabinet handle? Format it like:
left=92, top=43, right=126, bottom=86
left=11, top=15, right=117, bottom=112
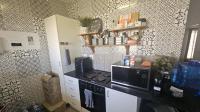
left=107, top=90, right=109, bottom=98
left=58, top=61, right=62, bottom=67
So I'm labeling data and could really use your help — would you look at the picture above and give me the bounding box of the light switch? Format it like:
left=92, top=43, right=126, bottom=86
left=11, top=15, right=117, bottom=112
left=11, top=43, right=22, bottom=46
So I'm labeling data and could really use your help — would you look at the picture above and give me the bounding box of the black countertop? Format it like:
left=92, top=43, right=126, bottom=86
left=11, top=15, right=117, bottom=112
left=64, top=70, right=200, bottom=112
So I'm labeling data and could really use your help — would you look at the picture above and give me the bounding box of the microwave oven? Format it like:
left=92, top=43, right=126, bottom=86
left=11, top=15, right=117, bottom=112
left=111, top=63, right=151, bottom=90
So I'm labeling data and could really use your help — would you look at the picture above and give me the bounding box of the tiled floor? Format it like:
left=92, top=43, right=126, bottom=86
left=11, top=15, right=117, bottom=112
left=66, top=106, right=79, bottom=112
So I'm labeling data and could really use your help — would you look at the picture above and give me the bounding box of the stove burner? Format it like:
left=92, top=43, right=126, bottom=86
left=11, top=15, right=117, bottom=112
left=86, top=74, right=96, bottom=79
left=103, top=74, right=111, bottom=77
left=84, top=70, right=111, bottom=84
left=93, top=71, right=103, bottom=75
left=93, top=75, right=106, bottom=82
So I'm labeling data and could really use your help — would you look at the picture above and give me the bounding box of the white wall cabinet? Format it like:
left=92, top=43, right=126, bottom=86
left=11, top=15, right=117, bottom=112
left=64, top=75, right=81, bottom=111
left=106, top=88, right=139, bottom=112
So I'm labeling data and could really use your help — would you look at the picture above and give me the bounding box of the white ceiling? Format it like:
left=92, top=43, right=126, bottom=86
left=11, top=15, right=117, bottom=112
left=58, top=0, right=75, bottom=4
left=59, top=0, right=138, bottom=4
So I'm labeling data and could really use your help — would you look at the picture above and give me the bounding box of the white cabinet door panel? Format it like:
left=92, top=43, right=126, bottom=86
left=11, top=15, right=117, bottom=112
left=106, top=88, right=138, bottom=112
left=64, top=75, right=81, bottom=111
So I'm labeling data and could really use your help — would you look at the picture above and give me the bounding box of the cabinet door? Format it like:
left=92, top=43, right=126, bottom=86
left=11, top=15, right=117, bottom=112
left=64, top=76, right=81, bottom=111
left=106, top=88, right=138, bottom=112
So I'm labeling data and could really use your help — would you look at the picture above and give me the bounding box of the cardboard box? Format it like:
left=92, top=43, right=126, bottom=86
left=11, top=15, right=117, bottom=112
left=42, top=73, right=62, bottom=106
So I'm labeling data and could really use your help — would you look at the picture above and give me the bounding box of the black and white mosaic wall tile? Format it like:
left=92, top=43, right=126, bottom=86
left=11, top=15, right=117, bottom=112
left=136, top=29, right=156, bottom=56
left=0, top=0, right=34, bottom=32
left=0, top=0, right=67, bottom=111
left=174, top=8, right=189, bottom=27
left=67, top=0, right=190, bottom=71
left=15, top=56, right=41, bottom=77
left=0, top=50, right=43, bottom=111
left=0, top=52, right=18, bottom=82
left=0, top=80, right=23, bottom=106
left=0, top=0, right=191, bottom=110
left=29, top=0, right=52, bottom=19
left=33, top=17, right=51, bottom=73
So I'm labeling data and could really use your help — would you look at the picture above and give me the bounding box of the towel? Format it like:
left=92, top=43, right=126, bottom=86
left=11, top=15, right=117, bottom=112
left=84, top=89, right=94, bottom=108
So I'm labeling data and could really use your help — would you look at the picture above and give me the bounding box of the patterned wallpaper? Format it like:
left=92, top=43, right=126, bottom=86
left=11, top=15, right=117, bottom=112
left=67, top=0, right=190, bottom=72
left=0, top=0, right=70, bottom=111
left=0, top=0, right=190, bottom=111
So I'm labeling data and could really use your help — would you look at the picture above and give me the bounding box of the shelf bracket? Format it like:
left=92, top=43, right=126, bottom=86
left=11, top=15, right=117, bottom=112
left=125, top=45, right=130, bottom=55
left=90, top=46, right=95, bottom=54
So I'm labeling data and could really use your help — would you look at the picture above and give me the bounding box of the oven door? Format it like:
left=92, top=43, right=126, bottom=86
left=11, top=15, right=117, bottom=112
left=79, top=81, right=106, bottom=112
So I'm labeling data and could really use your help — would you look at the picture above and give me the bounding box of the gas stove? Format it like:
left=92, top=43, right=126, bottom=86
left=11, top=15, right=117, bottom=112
left=79, top=71, right=109, bottom=112
left=83, top=70, right=111, bottom=84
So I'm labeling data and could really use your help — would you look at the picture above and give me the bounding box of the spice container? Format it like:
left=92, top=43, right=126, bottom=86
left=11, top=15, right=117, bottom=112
left=122, top=32, right=128, bottom=44
left=130, top=55, right=136, bottom=66
left=92, top=35, right=98, bottom=45
left=98, top=38, right=103, bottom=45
left=109, top=37, right=115, bottom=45
left=92, top=38, right=98, bottom=45
left=109, top=32, right=116, bottom=45
left=103, top=36, right=109, bottom=45
left=115, top=37, right=122, bottom=45
left=139, top=18, right=147, bottom=26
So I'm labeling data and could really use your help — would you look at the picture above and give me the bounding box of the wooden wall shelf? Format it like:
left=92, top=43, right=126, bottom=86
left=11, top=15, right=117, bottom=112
left=84, top=44, right=138, bottom=47
left=110, top=26, right=147, bottom=32
left=79, top=26, right=147, bottom=36
left=79, top=32, right=99, bottom=36
left=80, top=25, right=147, bottom=54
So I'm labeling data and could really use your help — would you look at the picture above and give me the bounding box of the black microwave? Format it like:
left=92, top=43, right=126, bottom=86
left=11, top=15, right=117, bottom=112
left=111, top=63, right=151, bottom=90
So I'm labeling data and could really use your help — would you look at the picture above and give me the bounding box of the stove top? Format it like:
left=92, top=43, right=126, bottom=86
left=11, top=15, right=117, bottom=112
left=84, top=70, right=111, bottom=84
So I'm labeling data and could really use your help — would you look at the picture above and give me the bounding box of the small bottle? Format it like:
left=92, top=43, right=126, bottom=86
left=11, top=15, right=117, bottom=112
left=130, top=55, right=135, bottom=66
left=124, top=55, right=130, bottom=66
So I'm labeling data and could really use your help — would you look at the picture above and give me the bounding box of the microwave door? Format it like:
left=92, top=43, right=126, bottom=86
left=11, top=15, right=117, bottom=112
left=128, top=69, right=149, bottom=89
left=112, top=67, right=129, bottom=84
left=128, top=69, right=140, bottom=87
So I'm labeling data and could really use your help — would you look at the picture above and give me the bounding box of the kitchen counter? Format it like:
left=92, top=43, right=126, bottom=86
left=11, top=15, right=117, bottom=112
left=64, top=70, right=200, bottom=112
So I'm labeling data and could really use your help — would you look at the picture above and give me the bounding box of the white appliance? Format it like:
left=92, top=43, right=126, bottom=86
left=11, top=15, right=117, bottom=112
left=44, top=15, right=81, bottom=103
left=0, top=31, right=40, bottom=54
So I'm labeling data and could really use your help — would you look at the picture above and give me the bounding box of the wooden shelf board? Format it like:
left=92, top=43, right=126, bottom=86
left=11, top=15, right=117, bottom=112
left=79, top=26, right=147, bottom=36
left=79, top=32, right=99, bottom=36
left=110, top=26, right=147, bottom=32
left=79, top=26, right=146, bottom=54
left=83, top=44, right=138, bottom=47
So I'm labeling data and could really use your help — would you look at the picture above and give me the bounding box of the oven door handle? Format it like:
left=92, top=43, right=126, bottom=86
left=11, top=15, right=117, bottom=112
left=93, top=92, right=104, bottom=96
